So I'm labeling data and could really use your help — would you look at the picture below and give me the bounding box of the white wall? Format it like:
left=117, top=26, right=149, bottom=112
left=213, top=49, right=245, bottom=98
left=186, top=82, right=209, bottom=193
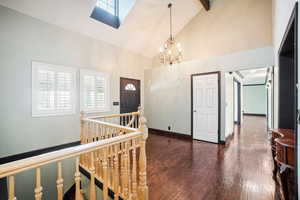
left=243, top=85, right=267, bottom=115
left=225, top=73, right=234, bottom=138
left=233, top=72, right=244, bottom=124
left=225, top=72, right=244, bottom=140
left=145, top=46, right=274, bottom=142
left=0, top=5, right=151, bottom=199
left=267, top=83, right=273, bottom=129
left=273, top=0, right=299, bottom=195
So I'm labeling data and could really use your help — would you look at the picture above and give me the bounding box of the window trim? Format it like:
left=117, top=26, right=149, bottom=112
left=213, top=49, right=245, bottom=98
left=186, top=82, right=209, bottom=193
left=80, top=69, right=111, bottom=113
left=31, top=61, right=77, bottom=117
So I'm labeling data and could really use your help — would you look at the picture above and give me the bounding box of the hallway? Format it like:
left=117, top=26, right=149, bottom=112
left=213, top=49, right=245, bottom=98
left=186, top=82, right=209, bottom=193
left=147, top=116, right=275, bottom=200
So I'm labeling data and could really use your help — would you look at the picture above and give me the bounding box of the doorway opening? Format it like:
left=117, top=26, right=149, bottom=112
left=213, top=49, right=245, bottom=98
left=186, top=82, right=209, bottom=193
left=239, top=68, right=270, bottom=120
left=224, top=68, right=272, bottom=140
left=277, top=3, right=298, bottom=199
left=278, top=11, right=297, bottom=130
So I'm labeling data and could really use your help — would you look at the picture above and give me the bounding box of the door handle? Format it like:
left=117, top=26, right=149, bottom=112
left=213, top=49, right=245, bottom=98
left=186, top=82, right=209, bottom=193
left=193, top=110, right=197, bottom=113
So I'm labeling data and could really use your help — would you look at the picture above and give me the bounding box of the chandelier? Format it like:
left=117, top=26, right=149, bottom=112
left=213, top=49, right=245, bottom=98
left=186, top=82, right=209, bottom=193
left=159, top=3, right=183, bottom=65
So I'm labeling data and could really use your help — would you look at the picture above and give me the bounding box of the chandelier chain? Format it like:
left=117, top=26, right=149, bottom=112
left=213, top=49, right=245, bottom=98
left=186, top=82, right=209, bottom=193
left=169, top=3, right=172, bottom=39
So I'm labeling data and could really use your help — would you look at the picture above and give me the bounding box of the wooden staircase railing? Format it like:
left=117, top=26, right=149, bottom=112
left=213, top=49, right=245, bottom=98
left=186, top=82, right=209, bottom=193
left=80, top=107, right=148, bottom=200
left=0, top=108, right=148, bottom=200
left=86, top=110, right=140, bottom=129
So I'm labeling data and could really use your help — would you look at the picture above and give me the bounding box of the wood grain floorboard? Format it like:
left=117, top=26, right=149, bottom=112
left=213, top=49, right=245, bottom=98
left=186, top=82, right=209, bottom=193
left=147, top=116, right=275, bottom=200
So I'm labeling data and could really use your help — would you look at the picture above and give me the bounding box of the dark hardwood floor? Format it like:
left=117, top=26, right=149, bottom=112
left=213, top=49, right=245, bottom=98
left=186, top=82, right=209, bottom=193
left=147, top=116, right=275, bottom=200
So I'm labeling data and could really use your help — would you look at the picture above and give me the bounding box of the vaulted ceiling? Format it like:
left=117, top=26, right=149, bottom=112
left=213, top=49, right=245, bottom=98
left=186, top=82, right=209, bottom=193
left=0, top=0, right=203, bottom=58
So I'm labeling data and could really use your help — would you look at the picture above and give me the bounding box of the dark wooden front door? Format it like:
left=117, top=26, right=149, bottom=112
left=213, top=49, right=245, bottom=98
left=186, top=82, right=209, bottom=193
left=120, top=78, right=141, bottom=113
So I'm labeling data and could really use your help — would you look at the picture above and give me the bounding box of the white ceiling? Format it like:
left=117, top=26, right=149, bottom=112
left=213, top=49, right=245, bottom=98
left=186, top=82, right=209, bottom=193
left=239, top=68, right=268, bottom=85
left=0, top=0, right=202, bottom=58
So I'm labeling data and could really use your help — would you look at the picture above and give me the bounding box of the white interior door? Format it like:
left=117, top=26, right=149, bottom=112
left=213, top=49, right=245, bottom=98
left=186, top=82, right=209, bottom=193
left=193, top=73, right=219, bottom=143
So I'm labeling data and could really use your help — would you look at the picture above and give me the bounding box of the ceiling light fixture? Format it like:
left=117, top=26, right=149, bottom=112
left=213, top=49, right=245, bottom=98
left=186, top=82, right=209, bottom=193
left=159, top=3, right=183, bottom=65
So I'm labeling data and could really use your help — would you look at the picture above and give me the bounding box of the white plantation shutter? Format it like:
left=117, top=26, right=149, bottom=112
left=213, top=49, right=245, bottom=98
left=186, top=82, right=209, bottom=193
left=32, top=62, right=76, bottom=116
left=56, top=72, right=73, bottom=110
left=80, top=70, right=110, bottom=112
left=95, top=76, right=105, bottom=109
left=38, top=70, right=55, bottom=111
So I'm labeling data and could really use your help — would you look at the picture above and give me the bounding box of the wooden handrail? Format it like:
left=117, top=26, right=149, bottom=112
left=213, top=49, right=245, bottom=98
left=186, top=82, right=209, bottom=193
left=82, top=118, right=137, bottom=132
left=0, top=131, right=143, bottom=178
left=82, top=109, right=141, bottom=129
left=87, top=111, right=139, bottom=119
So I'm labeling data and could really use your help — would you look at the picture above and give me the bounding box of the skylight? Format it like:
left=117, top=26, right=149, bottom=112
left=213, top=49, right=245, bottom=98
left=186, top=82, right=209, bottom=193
left=96, top=0, right=116, bottom=16
left=90, top=0, right=135, bottom=29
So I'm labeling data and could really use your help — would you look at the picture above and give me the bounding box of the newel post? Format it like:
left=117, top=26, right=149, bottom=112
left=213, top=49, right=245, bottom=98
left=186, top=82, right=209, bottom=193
left=138, top=107, right=149, bottom=200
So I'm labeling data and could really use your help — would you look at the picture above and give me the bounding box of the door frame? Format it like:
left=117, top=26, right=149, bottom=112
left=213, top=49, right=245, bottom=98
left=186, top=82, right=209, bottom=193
left=119, top=77, right=141, bottom=113
left=267, top=83, right=270, bottom=130
left=266, top=66, right=275, bottom=131
left=272, top=66, right=275, bottom=129
left=191, top=71, right=221, bottom=144
left=233, top=78, right=241, bottom=125
left=277, top=2, right=298, bottom=198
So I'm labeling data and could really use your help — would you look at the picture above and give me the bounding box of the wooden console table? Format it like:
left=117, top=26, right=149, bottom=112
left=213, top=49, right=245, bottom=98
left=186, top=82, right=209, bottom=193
left=270, top=129, right=295, bottom=200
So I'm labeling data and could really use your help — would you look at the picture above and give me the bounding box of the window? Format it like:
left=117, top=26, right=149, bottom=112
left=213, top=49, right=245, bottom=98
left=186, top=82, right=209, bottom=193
left=90, top=0, right=120, bottom=29
left=96, top=0, right=116, bottom=15
left=32, top=62, right=77, bottom=117
left=80, top=70, right=110, bottom=113
left=125, top=83, right=136, bottom=91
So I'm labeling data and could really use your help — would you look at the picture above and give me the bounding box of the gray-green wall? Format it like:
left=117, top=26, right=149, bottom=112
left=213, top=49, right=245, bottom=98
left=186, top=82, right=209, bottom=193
left=243, top=85, right=267, bottom=115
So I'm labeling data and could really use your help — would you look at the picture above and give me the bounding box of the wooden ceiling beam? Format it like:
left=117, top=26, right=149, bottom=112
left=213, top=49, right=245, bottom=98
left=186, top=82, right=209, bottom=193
left=199, top=0, right=210, bottom=11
